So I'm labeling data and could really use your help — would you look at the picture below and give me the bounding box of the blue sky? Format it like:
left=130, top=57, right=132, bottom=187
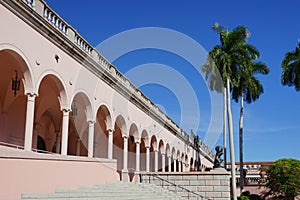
left=47, top=1, right=300, bottom=161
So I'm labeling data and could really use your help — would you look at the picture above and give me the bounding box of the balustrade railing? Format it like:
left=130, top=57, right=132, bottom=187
left=74, top=34, right=93, bottom=55
left=0, top=141, right=24, bottom=150
left=22, top=0, right=34, bottom=7
left=0, top=141, right=56, bottom=154
left=43, top=6, right=68, bottom=35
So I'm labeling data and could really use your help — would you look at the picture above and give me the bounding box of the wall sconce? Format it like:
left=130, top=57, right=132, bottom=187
left=72, top=100, right=78, bottom=117
left=12, top=70, right=20, bottom=96
left=130, top=135, right=134, bottom=144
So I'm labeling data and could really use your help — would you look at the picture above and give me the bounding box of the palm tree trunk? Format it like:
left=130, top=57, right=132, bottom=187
left=223, top=86, right=227, bottom=169
left=239, top=91, right=244, bottom=193
left=227, top=78, right=237, bottom=200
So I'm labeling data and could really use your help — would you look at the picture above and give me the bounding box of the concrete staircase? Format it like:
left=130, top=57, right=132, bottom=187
left=21, top=181, right=184, bottom=200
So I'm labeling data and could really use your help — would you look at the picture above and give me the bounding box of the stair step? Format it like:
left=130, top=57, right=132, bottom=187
left=21, top=181, right=183, bottom=200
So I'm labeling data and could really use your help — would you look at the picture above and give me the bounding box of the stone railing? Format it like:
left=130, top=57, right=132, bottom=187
left=43, top=6, right=68, bottom=35
left=22, top=0, right=34, bottom=7
left=5, top=0, right=214, bottom=160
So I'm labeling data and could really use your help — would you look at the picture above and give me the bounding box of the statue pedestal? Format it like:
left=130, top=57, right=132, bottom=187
left=212, top=167, right=227, bottom=171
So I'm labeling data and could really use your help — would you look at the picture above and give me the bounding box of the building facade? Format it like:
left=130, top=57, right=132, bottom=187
left=0, top=0, right=214, bottom=199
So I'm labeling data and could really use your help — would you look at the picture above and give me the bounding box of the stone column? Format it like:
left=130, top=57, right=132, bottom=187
left=161, top=153, right=166, bottom=172
left=174, top=158, right=177, bottom=172
left=61, top=109, right=70, bottom=155
left=107, top=129, right=113, bottom=159
left=146, top=146, right=150, bottom=172
left=24, top=93, right=36, bottom=151
left=179, top=161, right=182, bottom=172
left=88, top=121, right=95, bottom=158
left=168, top=156, right=172, bottom=172
left=55, top=130, right=61, bottom=154
left=121, top=135, right=128, bottom=181
left=154, top=149, right=158, bottom=172
left=135, top=140, right=140, bottom=172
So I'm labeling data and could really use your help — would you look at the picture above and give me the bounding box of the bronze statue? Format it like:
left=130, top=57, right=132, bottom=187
left=213, top=146, right=224, bottom=168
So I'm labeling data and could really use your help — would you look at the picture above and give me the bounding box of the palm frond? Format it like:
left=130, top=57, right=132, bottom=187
left=281, top=43, right=300, bottom=91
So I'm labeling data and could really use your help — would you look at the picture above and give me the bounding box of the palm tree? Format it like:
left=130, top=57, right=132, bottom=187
left=201, top=24, right=250, bottom=200
left=232, top=58, right=269, bottom=192
left=281, top=42, right=300, bottom=91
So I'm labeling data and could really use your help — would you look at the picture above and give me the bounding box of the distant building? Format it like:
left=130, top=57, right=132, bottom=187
left=227, top=161, right=273, bottom=197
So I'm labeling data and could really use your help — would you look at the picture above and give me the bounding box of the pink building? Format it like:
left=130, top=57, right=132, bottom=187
left=0, top=0, right=214, bottom=199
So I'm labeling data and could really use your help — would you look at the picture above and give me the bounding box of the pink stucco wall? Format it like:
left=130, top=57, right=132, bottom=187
left=0, top=146, right=119, bottom=200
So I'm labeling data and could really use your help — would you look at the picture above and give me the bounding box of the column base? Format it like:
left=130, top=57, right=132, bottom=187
left=133, top=172, right=140, bottom=183
left=121, top=169, right=129, bottom=182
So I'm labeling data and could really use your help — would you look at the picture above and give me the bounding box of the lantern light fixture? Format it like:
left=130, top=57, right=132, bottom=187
left=12, top=70, right=20, bottom=96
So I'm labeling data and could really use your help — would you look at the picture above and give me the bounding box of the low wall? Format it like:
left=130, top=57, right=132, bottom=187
left=141, top=170, right=230, bottom=200
left=0, top=146, right=119, bottom=200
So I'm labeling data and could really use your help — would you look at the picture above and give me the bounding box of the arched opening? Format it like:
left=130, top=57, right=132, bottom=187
left=140, top=130, right=148, bottom=172
left=150, top=135, right=157, bottom=172
left=158, top=140, right=164, bottom=172
left=165, top=144, right=171, bottom=172
left=68, top=92, right=93, bottom=157
left=185, top=155, right=189, bottom=172
left=37, top=135, right=46, bottom=152
left=190, top=157, right=194, bottom=171
left=34, top=110, right=59, bottom=153
left=128, top=123, right=138, bottom=181
left=113, top=115, right=126, bottom=180
left=35, top=74, right=67, bottom=154
left=177, top=150, right=181, bottom=172
left=95, top=105, right=112, bottom=158
left=180, top=153, right=185, bottom=172
left=0, top=49, right=31, bottom=148
left=171, top=147, right=176, bottom=172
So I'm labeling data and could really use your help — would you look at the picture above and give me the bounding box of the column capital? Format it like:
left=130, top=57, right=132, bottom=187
left=88, top=120, right=95, bottom=125
left=107, top=128, right=114, bottom=133
left=26, top=92, right=37, bottom=102
left=62, top=108, right=71, bottom=113
left=26, top=92, right=38, bottom=98
left=135, top=139, right=141, bottom=144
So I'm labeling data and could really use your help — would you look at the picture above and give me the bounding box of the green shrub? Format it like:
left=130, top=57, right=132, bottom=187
left=266, top=158, right=300, bottom=199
